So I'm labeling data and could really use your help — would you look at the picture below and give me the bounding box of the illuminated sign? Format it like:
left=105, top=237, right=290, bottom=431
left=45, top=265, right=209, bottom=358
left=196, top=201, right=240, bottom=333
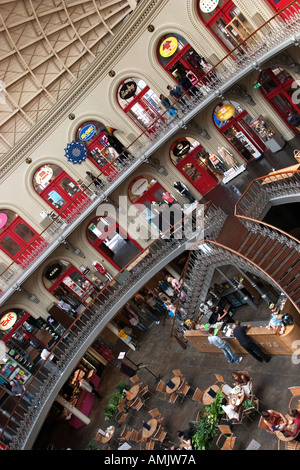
left=119, top=81, right=137, bottom=100
left=200, top=0, right=219, bottom=13
left=159, top=37, right=178, bottom=58
left=0, top=312, right=17, bottom=331
left=215, top=104, right=235, bottom=121
left=35, top=165, right=53, bottom=185
left=78, top=124, right=97, bottom=142
left=253, top=82, right=262, bottom=89
left=0, top=213, right=8, bottom=229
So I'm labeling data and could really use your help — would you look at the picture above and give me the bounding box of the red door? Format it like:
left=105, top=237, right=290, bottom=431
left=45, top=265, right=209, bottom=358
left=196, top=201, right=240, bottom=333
left=174, top=144, right=218, bottom=195
left=86, top=130, right=119, bottom=179
left=39, top=172, right=90, bottom=221
left=267, top=0, right=300, bottom=18
left=49, top=266, right=96, bottom=306
left=0, top=216, right=46, bottom=267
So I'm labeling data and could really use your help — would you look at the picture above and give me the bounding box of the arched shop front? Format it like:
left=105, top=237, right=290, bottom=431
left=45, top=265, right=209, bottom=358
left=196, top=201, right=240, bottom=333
left=169, top=137, right=218, bottom=195
left=157, top=33, right=216, bottom=90
left=196, top=0, right=257, bottom=56
left=33, top=165, right=90, bottom=220
left=259, top=67, right=300, bottom=134
left=0, top=209, right=45, bottom=267
left=75, top=121, right=129, bottom=179
left=117, top=78, right=164, bottom=136
left=43, top=260, right=101, bottom=316
left=86, top=216, right=142, bottom=270
left=213, top=101, right=266, bottom=161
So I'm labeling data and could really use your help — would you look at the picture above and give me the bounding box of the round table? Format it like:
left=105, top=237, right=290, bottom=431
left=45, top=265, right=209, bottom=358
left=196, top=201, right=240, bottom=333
left=126, top=384, right=140, bottom=401
left=203, top=384, right=219, bottom=406
left=228, top=387, right=245, bottom=407
left=166, top=376, right=181, bottom=394
left=102, top=425, right=115, bottom=444
left=275, top=430, right=295, bottom=442
left=142, top=419, right=158, bottom=439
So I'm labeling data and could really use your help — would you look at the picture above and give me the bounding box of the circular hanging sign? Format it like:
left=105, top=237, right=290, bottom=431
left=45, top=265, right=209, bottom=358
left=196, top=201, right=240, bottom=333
left=200, top=0, right=219, bottom=13
left=159, top=37, right=178, bottom=58
left=0, top=312, right=17, bottom=331
left=0, top=213, right=8, bottom=229
left=35, top=165, right=53, bottom=185
left=44, top=263, right=63, bottom=281
left=215, top=104, right=235, bottom=121
left=119, top=81, right=137, bottom=100
left=78, top=124, right=97, bottom=142
left=131, top=178, right=149, bottom=196
left=173, top=140, right=191, bottom=157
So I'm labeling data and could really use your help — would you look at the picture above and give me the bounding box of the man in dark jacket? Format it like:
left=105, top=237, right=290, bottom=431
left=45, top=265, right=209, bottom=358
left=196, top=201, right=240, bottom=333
left=233, top=320, right=271, bottom=362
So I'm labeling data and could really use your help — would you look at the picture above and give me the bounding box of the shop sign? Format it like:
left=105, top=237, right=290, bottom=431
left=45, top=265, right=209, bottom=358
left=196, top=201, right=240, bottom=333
left=159, top=37, right=178, bottom=58
left=78, top=124, right=97, bottom=142
left=131, top=178, right=149, bottom=195
left=253, top=82, right=262, bottom=89
left=199, top=0, right=219, bottom=13
left=0, top=213, right=8, bottom=229
left=35, top=165, right=53, bottom=185
left=216, top=104, right=235, bottom=121
left=0, top=312, right=17, bottom=331
left=45, top=263, right=63, bottom=281
left=173, top=140, right=191, bottom=157
left=119, top=81, right=137, bottom=100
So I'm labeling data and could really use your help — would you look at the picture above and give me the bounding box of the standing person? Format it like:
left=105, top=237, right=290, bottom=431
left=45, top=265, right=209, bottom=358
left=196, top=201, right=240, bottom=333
left=159, top=94, right=178, bottom=117
left=286, top=110, right=300, bottom=130
left=10, top=381, right=38, bottom=406
left=128, top=314, right=149, bottom=334
left=167, top=84, right=188, bottom=107
left=173, top=181, right=196, bottom=203
left=207, top=328, right=242, bottom=365
left=232, top=320, right=271, bottom=363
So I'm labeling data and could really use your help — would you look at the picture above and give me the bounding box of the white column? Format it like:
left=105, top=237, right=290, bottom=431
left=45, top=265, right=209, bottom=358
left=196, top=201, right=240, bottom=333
left=55, top=394, right=90, bottom=425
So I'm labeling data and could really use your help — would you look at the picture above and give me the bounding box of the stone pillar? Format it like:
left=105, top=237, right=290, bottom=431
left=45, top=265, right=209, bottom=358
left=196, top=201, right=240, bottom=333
left=55, top=394, right=90, bottom=425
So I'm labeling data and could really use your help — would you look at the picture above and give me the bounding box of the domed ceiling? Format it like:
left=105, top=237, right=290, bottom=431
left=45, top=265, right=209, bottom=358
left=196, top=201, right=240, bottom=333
left=0, top=0, right=136, bottom=162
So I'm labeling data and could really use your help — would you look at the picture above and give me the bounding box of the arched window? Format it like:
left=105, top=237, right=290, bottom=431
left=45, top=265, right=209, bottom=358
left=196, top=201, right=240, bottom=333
left=266, top=0, right=300, bottom=18
left=86, top=216, right=142, bottom=270
left=170, top=137, right=218, bottom=195
left=197, top=0, right=256, bottom=55
left=0, top=209, right=44, bottom=265
left=75, top=121, right=130, bottom=178
left=33, top=164, right=90, bottom=220
left=157, top=33, right=215, bottom=88
left=259, top=67, right=300, bottom=133
left=117, top=77, right=164, bottom=135
left=43, top=260, right=98, bottom=308
left=213, top=101, right=266, bottom=160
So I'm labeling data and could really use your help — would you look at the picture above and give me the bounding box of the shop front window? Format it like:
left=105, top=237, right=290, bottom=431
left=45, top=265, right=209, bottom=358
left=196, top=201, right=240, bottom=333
left=117, top=78, right=162, bottom=134
left=197, top=0, right=256, bottom=55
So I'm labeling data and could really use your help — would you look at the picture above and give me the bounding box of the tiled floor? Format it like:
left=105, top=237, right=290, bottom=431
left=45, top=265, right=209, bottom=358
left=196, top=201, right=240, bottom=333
left=32, top=137, right=300, bottom=451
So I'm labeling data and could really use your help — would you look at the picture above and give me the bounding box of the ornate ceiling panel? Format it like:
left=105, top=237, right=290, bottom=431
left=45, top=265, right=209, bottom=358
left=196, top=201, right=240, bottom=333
left=0, top=0, right=135, bottom=161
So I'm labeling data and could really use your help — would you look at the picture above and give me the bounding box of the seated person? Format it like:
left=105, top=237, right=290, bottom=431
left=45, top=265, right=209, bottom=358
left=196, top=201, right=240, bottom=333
left=231, top=371, right=252, bottom=396
left=261, top=410, right=287, bottom=432
left=171, top=429, right=194, bottom=450
left=280, top=409, right=300, bottom=440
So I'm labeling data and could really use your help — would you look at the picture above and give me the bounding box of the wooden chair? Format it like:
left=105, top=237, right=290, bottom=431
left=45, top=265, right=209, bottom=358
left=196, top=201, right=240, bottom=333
left=288, top=386, right=300, bottom=409
left=153, top=429, right=167, bottom=443
left=140, top=384, right=150, bottom=400
left=130, top=397, right=144, bottom=411
left=169, top=392, right=179, bottom=404
left=242, top=397, right=260, bottom=422
left=149, top=408, right=161, bottom=419
left=192, top=388, right=203, bottom=403
left=258, top=415, right=273, bottom=434
left=156, top=380, right=167, bottom=400
left=177, top=381, right=190, bottom=400
left=216, top=425, right=236, bottom=450
left=172, top=369, right=183, bottom=377
left=130, top=428, right=141, bottom=442
left=214, top=374, right=225, bottom=385
left=145, top=440, right=156, bottom=450
left=118, top=425, right=131, bottom=441
left=278, top=439, right=300, bottom=450
left=116, top=412, right=128, bottom=425
left=130, top=374, right=141, bottom=385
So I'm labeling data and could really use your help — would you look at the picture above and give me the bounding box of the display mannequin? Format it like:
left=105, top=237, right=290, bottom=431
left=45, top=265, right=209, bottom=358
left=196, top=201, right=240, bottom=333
left=208, top=154, right=227, bottom=173
left=173, top=181, right=196, bottom=203
left=217, top=147, right=239, bottom=169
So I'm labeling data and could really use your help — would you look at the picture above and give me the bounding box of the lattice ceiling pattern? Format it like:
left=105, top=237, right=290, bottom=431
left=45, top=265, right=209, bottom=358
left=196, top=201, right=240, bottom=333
left=0, top=0, right=135, bottom=162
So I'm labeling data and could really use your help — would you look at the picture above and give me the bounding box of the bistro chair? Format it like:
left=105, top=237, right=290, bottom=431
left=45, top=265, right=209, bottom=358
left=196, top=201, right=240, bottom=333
left=130, top=428, right=141, bottom=442
left=149, top=408, right=161, bottom=419
left=118, top=425, right=132, bottom=441
left=177, top=382, right=191, bottom=401
left=288, top=386, right=300, bottom=409
left=156, top=380, right=167, bottom=400
left=278, top=439, right=300, bottom=450
left=151, top=424, right=161, bottom=440
left=140, top=384, right=150, bottom=400
left=192, top=388, right=203, bottom=403
left=169, top=392, right=179, bottom=404
left=145, top=440, right=156, bottom=450
left=130, top=374, right=141, bottom=385
left=216, top=425, right=236, bottom=450
left=153, top=429, right=167, bottom=444
left=258, top=415, right=273, bottom=434
left=242, top=397, right=260, bottom=423
left=172, top=369, right=183, bottom=377
left=214, top=374, right=225, bottom=385
left=116, top=412, right=128, bottom=426
left=130, top=397, right=144, bottom=411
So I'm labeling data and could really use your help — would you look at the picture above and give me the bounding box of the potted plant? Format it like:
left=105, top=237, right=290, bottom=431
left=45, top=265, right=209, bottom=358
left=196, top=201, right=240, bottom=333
left=192, top=390, right=225, bottom=450
left=103, top=382, right=129, bottom=421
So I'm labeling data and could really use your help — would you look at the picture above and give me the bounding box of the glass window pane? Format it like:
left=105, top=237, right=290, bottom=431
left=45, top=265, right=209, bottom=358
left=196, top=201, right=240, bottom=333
left=60, top=178, right=79, bottom=197
left=0, top=236, right=21, bottom=256
left=47, top=190, right=66, bottom=209
left=14, top=223, right=35, bottom=243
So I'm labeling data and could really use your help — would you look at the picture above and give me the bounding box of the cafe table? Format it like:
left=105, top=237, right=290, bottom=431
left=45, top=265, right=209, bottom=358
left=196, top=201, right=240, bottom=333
left=166, top=376, right=182, bottom=394
left=227, top=386, right=245, bottom=407
left=102, top=425, right=115, bottom=444
left=203, top=384, right=220, bottom=406
left=125, top=384, right=140, bottom=401
left=142, top=419, right=158, bottom=439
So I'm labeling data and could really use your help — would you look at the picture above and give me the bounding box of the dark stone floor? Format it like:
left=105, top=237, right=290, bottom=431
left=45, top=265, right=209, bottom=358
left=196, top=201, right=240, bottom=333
left=32, top=136, right=300, bottom=452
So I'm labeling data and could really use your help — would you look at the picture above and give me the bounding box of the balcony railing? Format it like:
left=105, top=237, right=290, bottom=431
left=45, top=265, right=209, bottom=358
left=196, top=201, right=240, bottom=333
left=1, top=1, right=300, bottom=304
